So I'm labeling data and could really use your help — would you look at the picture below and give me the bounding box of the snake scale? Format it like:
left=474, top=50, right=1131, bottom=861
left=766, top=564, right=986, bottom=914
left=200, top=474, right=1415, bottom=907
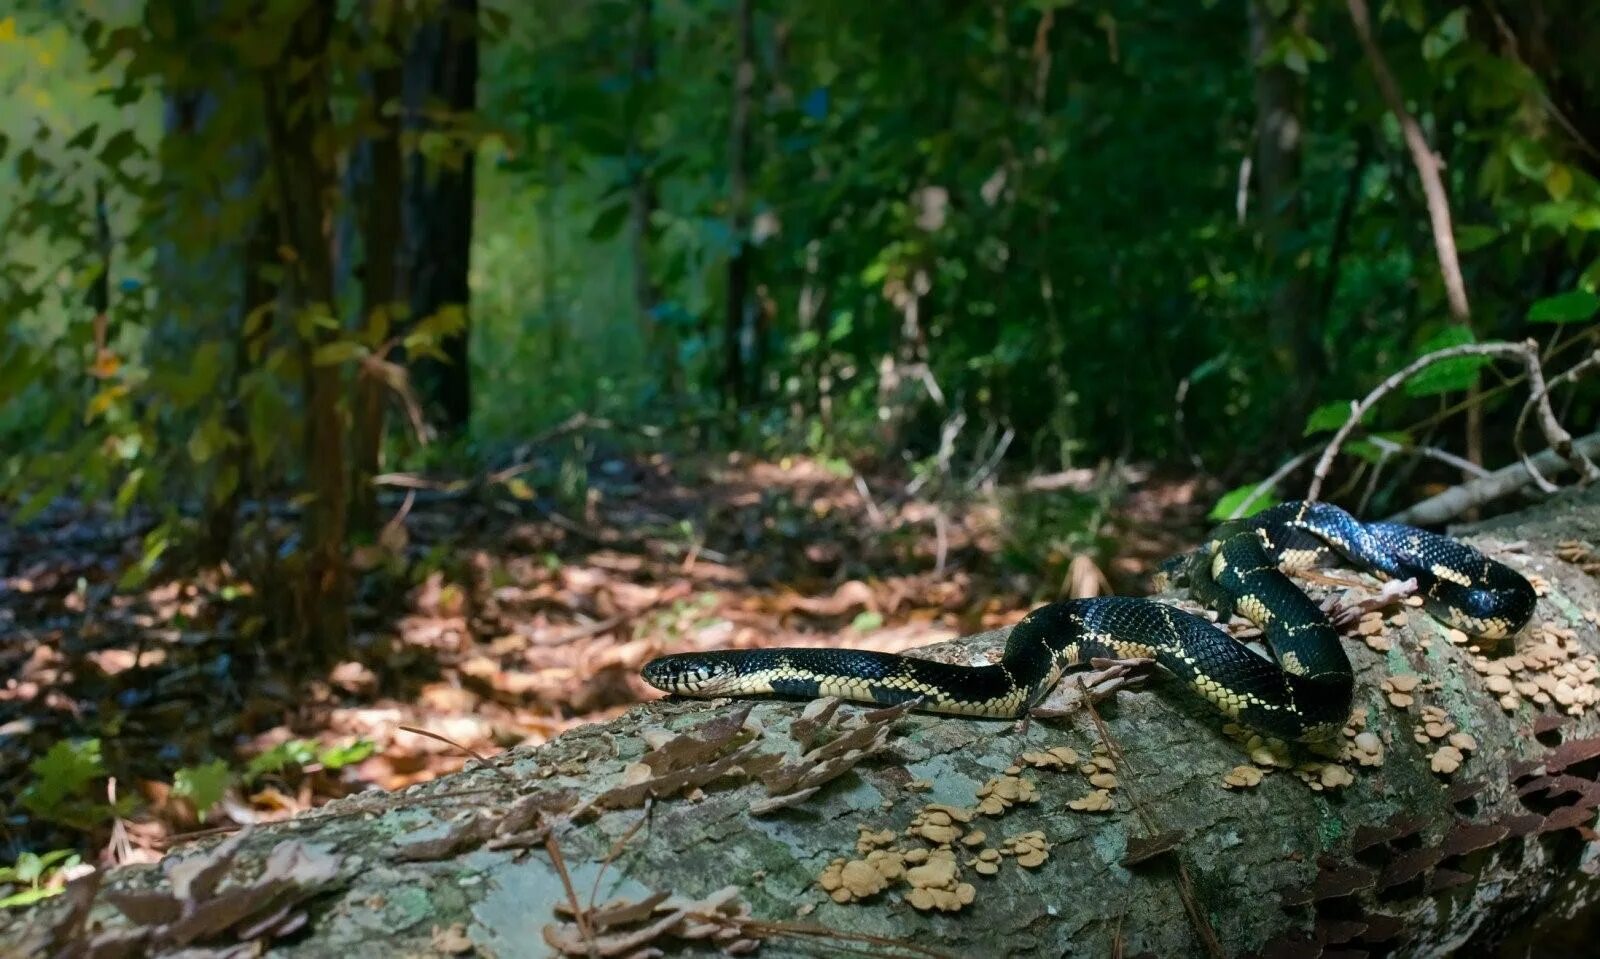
left=641, top=501, right=1536, bottom=741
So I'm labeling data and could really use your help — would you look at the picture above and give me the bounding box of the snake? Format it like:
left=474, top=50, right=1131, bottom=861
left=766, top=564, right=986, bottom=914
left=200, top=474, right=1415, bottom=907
left=641, top=501, right=1536, bottom=742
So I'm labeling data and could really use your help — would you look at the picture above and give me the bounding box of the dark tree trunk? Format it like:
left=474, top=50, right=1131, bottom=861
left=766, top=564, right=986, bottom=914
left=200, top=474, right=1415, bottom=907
left=723, top=0, right=755, bottom=409
left=402, top=0, right=478, bottom=436
left=260, top=0, right=349, bottom=662
left=352, top=7, right=408, bottom=535
left=1249, top=0, right=1322, bottom=405
left=153, top=62, right=263, bottom=566
left=626, top=0, right=672, bottom=399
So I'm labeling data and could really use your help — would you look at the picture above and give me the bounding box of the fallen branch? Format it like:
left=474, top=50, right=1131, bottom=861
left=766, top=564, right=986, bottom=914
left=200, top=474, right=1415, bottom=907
left=1386, top=429, right=1600, bottom=526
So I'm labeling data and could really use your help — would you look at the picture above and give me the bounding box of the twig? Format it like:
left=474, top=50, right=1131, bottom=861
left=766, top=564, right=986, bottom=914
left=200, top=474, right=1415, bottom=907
left=544, top=832, right=594, bottom=951
left=397, top=724, right=517, bottom=785
left=1366, top=435, right=1488, bottom=479
left=1228, top=448, right=1315, bottom=520
left=1385, top=429, right=1600, bottom=526
left=1514, top=349, right=1600, bottom=493
left=1306, top=340, right=1592, bottom=502
left=852, top=474, right=886, bottom=527
left=965, top=425, right=1014, bottom=491
left=588, top=802, right=651, bottom=911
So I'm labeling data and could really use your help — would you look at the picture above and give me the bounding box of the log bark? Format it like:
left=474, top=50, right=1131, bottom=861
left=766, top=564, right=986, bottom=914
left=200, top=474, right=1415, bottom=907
left=10, top=492, right=1600, bottom=958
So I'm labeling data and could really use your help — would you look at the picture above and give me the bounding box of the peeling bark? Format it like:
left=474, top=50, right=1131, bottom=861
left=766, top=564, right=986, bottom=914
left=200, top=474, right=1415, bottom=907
left=10, top=492, right=1600, bottom=958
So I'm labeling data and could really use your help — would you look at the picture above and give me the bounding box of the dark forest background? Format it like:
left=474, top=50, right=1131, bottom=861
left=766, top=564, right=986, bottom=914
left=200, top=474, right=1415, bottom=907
left=2, top=0, right=1599, bottom=904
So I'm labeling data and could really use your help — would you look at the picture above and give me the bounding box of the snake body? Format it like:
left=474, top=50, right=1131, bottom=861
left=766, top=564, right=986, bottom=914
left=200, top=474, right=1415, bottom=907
left=641, top=501, right=1536, bottom=741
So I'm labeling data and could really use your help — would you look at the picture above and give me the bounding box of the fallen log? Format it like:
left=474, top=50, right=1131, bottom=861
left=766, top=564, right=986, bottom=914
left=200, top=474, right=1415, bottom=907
left=8, top=489, right=1600, bottom=958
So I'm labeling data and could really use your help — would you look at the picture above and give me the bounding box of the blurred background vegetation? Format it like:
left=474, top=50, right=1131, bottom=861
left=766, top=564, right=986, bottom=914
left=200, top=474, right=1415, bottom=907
left=3, top=0, right=1600, bottom=899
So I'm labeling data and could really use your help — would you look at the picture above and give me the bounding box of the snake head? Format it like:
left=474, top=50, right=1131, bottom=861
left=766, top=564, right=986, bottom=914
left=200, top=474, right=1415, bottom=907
left=641, top=653, right=743, bottom=697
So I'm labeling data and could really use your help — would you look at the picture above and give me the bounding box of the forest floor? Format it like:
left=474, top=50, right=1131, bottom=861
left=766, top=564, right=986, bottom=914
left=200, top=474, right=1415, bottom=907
left=0, top=451, right=1216, bottom=871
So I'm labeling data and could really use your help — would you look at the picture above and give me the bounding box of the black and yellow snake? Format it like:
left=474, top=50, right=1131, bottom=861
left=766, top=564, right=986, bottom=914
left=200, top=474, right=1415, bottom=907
left=641, top=502, right=1536, bottom=741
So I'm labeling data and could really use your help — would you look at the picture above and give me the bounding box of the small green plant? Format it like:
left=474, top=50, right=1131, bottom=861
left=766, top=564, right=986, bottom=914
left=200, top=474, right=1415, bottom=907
left=172, top=759, right=233, bottom=821
left=243, top=738, right=376, bottom=785
left=0, top=850, right=84, bottom=909
left=19, top=738, right=127, bottom=831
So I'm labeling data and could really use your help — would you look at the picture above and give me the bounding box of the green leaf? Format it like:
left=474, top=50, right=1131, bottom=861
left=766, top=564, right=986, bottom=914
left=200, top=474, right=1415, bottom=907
left=1455, top=225, right=1499, bottom=252
left=65, top=124, right=100, bottom=151
left=1403, top=327, right=1489, bottom=397
left=244, top=740, right=318, bottom=783
left=1527, top=290, right=1600, bottom=325
left=98, top=129, right=140, bottom=170
left=1209, top=484, right=1279, bottom=521
left=312, top=341, right=369, bottom=366
left=1546, top=164, right=1574, bottom=201
left=1422, top=8, right=1468, bottom=61
left=317, top=739, right=376, bottom=770
left=21, top=739, right=106, bottom=815
left=850, top=611, right=884, bottom=632
left=0, top=886, right=62, bottom=909
left=173, top=760, right=233, bottom=819
left=587, top=201, right=629, bottom=241
left=403, top=305, right=467, bottom=360
left=1303, top=400, right=1358, bottom=436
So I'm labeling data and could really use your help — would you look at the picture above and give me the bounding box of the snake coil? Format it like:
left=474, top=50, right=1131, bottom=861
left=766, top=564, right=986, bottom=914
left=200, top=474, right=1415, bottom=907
left=642, top=501, right=1535, bottom=741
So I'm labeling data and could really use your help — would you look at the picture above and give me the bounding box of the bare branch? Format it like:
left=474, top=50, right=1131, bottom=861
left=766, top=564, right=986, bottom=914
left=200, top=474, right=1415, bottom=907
left=1366, top=435, right=1489, bottom=479
left=1515, top=349, right=1600, bottom=492
left=1307, top=340, right=1594, bottom=502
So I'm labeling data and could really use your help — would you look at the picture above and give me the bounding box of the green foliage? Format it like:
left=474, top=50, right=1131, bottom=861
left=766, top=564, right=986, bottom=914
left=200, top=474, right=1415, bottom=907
left=1402, top=327, right=1491, bottom=398
left=1209, top=484, right=1280, bottom=522
left=0, top=849, right=82, bottom=909
left=172, top=759, right=234, bottom=820
left=1528, top=290, right=1600, bottom=325
left=19, top=738, right=122, bottom=830
left=243, top=738, right=375, bottom=784
left=1303, top=401, right=1357, bottom=437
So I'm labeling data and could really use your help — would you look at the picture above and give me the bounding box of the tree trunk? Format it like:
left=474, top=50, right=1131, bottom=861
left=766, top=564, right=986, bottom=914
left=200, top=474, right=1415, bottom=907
left=260, top=1, right=350, bottom=661
left=15, top=491, right=1600, bottom=957
left=627, top=0, right=676, bottom=398
left=402, top=0, right=478, bottom=436
left=1249, top=0, right=1322, bottom=411
left=351, top=6, right=408, bottom=536
left=722, top=0, right=755, bottom=410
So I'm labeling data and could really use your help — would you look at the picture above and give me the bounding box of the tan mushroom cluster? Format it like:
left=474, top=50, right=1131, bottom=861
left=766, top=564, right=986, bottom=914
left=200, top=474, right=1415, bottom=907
left=1222, top=764, right=1265, bottom=789
left=1381, top=673, right=1424, bottom=709
left=906, top=804, right=971, bottom=844
left=1000, top=831, right=1052, bottom=868
left=903, top=850, right=976, bottom=912
left=818, top=853, right=903, bottom=904
left=1413, top=705, right=1455, bottom=745
left=1018, top=746, right=1080, bottom=770
left=1471, top=623, right=1600, bottom=716
left=1293, top=761, right=1355, bottom=792
left=975, top=774, right=1040, bottom=816
left=1063, top=742, right=1119, bottom=812
left=1355, top=610, right=1394, bottom=652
